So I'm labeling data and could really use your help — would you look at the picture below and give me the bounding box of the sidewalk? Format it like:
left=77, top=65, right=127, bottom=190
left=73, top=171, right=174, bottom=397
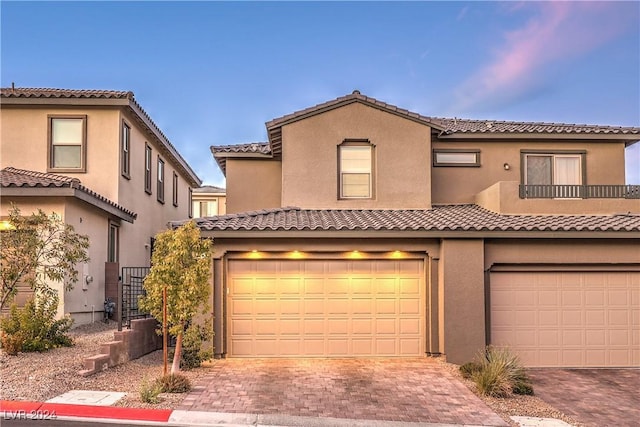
left=0, top=400, right=474, bottom=427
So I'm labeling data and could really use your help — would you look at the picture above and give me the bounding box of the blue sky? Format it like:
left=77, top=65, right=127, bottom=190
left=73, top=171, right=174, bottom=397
left=2, top=1, right=639, bottom=186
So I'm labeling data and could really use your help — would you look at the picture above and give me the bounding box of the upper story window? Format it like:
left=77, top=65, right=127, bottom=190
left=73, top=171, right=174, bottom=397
left=433, top=149, right=480, bottom=167
left=48, top=115, right=87, bottom=172
left=188, top=188, right=193, bottom=218
left=107, top=221, right=119, bottom=263
left=172, top=172, right=179, bottom=207
left=522, top=152, right=584, bottom=186
left=121, top=122, right=131, bottom=179
left=338, top=140, right=374, bottom=199
left=157, top=156, right=165, bottom=204
left=193, top=199, right=218, bottom=218
left=144, top=144, right=152, bottom=194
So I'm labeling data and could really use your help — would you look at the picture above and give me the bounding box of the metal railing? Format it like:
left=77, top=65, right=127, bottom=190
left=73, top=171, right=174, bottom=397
left=121, top=267, right=151, bottom=328
left=519, top=184, right=640, bottom=199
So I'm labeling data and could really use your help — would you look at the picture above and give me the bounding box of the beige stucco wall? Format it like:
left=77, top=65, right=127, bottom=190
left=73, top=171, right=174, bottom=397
left=281, top=102, right=432, bottom=209
left=225, top=159, right=282, bottom=214
left=1, top=197, right=113, bottom=324
left=476, top=181, right=640, bottom=214
left=1, top=107, right=121, bottom=200
left=485, top=239, right=640, bottom=268
left=117, top=111, right=194, bottom=268
left=438, top=239, right=486, bottom=364
left=192, top=193, right=227, bottom=216
left=432, top=140, right=627, bottom=204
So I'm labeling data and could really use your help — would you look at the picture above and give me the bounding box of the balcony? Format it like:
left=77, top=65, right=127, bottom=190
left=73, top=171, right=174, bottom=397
left=475, top=182, right=640, bottom=215
left=519, top=185, right=640, bottom=200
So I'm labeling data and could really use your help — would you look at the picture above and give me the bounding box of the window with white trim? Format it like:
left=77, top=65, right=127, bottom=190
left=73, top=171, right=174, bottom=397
left=144, top=144, right=152, bottom=194
left=157, top=156, right=165, bottom=203
left=172, top=172, right=179, bottom=207
left=121, top=122, right=131, bottom=178
left=49, top=116, right=86, bottom=171
left=433, top=149, right=480, bottom=167
left=338, top=141, right=374, bottom=199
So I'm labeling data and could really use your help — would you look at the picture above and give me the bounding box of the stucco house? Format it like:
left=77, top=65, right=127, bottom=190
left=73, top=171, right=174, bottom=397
left=194, top=91, right=640, bottom=368
left=192, top=185, right=226, bottom=218
left=1, top=87, right=201, bottom=324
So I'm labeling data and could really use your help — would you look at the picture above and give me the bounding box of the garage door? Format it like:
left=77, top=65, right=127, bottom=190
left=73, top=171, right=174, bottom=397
left=490, top=271, right=639, bottom=367
left=227, top=259, right=425, bottom=357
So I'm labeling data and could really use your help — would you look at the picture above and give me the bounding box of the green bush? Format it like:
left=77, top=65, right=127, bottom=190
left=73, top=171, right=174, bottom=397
left=140, top=378, right=162, bottom=403
left=468, top=346, right=533, bottom=397
left=0, top=295, right=73, bottom=355
left=156, top=373, right=191, bottom=393
left=179, top=323, right=213, bottom=370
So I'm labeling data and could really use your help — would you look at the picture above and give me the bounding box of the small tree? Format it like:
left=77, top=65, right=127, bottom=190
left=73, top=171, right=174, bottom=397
left=139, top=221, right=212, bottom=374
left=0, top=205, right=90, bottom=310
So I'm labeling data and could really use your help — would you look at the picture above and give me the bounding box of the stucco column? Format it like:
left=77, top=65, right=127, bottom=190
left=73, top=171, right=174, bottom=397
left=427, top=255, right=440, bottom=356
left=439, top=239, right=485, bottom=364
left=212, top=258, right=224, bottom=358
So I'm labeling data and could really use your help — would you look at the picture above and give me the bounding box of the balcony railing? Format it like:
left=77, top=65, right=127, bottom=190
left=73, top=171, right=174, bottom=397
left=519, top=184, right=640, bottom=199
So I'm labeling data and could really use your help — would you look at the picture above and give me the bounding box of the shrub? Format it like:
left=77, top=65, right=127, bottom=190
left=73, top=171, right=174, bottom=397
left=140, top=378, right=162, bottom=403
left=180, top=323, right=213, bottom=370
left=468, top=346, right=533, bottom=397
left=459, top=361, right=482, bottom=379
left=0, top=295, right=73, bottom=355
left=156, top=373, right=191, bottom=393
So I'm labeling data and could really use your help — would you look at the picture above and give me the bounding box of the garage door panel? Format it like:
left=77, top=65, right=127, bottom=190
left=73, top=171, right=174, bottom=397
left=399, top=299, right=420, bottom=315
left=376, top=299, right=396, bottom=315
left=352, top=318, right=373, bottom=334
left=231, top=299, right=253, bottom=315
left=491, top=271, right=639, bottom=367
left=375, top=318, right=396, bottom=334
left=328, top=319, right=348, bottom=334
left=228, top=259, right=425, bottom=357
left=375, top=338, right=396, bottom=354
left=399, top=278, right=420, bottom=294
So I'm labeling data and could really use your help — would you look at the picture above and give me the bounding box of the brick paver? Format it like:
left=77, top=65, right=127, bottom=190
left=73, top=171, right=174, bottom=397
left=529, top=369, right=640, bottom=427
left=179, top=358, right=507, bottom=425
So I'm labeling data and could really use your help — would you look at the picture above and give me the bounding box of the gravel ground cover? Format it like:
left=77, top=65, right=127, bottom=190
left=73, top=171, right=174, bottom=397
left=1, top=322, right=583, bottom=424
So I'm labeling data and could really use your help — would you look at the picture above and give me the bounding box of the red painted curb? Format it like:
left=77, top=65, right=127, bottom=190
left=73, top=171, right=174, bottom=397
left=0, top=401, right=172, bottom=423
left=0, top=400, right=43, bottom=412
left=38, top=403, right=173, bottom=422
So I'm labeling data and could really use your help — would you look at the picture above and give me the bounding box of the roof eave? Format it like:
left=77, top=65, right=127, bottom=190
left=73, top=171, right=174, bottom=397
left=193, top=229, right=640, bottom=239
left=1, top=186, right=136, bottom=223
left=435, top=132, right=640, bottom=142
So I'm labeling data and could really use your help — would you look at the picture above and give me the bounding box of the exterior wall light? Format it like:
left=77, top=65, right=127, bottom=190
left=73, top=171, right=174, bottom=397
left=503, top=163, right=511, bottom=170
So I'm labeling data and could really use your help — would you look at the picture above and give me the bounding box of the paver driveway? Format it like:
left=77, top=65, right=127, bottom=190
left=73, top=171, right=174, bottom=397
left=528, top=368, right=640, bottom=427
left=179, top=358, right=507, bottom=426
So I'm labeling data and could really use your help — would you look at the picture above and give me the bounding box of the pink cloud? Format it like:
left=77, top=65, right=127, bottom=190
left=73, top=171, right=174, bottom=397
left=451, top=2, right=637, bottom=113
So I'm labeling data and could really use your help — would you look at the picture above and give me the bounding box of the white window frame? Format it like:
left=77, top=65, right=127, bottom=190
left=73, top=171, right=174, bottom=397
left=48, top=115, right=87, bottom=172
left=121, top=121, right=131, bottom=179
left=433, top=149, right=481, bottom=167
left=157, top=156, right=165, bottom=204
left=338, top=141, right=374, bottom=199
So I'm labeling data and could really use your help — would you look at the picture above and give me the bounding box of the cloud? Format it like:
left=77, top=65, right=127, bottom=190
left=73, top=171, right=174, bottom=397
left=450, top=2, right=637, bottom=114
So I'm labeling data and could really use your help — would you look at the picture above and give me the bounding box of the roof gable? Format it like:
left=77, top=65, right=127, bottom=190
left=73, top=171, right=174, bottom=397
left=1, top=87, right=201, bottom=187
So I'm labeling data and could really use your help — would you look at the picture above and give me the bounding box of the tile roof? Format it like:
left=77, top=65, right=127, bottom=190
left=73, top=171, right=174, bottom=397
left=1, top=87, right=201, bottom=186
left=211, top=142, right=271, bottom=155
left=177, top=205, right=639, bottom=233
left=266, top=91, right=640, bottom=136
left=193, top=185, right=226, bottom=194
left=1, top=167, right=137, bottom=221
left=0, top=87, right=133, bottom=99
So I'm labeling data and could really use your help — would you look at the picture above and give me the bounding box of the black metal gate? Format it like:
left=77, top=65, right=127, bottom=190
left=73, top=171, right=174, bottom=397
left=120, top=266, right=151, bottom=328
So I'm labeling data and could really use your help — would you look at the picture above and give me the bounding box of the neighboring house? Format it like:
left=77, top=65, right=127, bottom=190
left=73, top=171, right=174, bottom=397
left=196, top=90, right=640, bottom=368
left=1, top=87, right=201, bottom=324
left=192, top=185, right=226, bottom=217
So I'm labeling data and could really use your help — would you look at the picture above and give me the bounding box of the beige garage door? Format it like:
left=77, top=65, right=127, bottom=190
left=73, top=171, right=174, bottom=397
left=491, top=271, right=639, bottom=367
left=227, top=259, right=425, bottom=357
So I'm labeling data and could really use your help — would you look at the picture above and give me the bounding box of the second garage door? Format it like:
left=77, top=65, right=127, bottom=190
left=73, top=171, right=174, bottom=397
left=227, top=259, right=425, bottom=357
left=491, top=270, right=639, bottom=367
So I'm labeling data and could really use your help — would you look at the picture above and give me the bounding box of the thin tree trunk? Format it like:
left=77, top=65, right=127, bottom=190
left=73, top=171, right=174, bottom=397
left=171, top=332, right=183, bottom=374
